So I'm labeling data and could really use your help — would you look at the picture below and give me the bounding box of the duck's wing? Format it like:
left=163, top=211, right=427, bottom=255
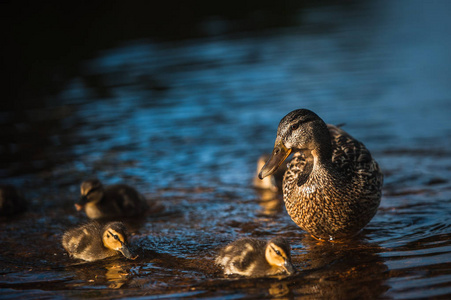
left=217, top=239, right=267, bottom=276
left=62, top=222, right=102, bottom=256
left=107, top=185, right=148, bottom=215
left=328, top=124, right=372, bottom=171
left=328, top=124, right=383, bottom=191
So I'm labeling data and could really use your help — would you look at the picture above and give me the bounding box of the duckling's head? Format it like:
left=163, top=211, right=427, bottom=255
left=259, top=109, right=331, bottom=179
left=102, top=222, right=134, bottom=259
left=253, top=155, right=278, bottom=191
left=265, top=237, right=296, bottom=275
left=75, top=179, right=105, bottom=211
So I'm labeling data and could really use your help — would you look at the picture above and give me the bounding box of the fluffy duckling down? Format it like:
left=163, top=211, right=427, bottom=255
left=75, top=179, right=149, bottom=219
left=253, top=154, right=286, bottom=192
left=62, top=221, right=135, bottom=262
left=216, top=237, right=295, bottom=277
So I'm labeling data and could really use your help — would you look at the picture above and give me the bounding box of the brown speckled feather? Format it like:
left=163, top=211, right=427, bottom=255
left=283, top=124, right=383, bottom=240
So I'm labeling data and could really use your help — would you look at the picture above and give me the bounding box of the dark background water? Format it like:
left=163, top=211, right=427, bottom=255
left=1, top=0, right=451, bottom=299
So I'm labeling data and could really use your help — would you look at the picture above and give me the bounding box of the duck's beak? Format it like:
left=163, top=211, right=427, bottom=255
left=283, top=260, right=296, bottom=275
left=75, top=196, right=88, bottom=211
left=258, top=139, right=291, bottom=179
left=119, top=244, right=137, bottom=260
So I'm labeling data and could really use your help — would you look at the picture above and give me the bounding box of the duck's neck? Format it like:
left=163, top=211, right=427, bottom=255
left=85, top=202, right=102, bottom=219
left=311, top=142, right=333, bottom=168
left=310, top=147, right=347, bottom=185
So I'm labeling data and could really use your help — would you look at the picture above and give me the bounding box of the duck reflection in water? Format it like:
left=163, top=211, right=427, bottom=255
left=288, top=235, right=389, bottom=299
left=105, top=263, right=130, bottom=289
left=67, top=261, right=131, bottom=289
left=268, top=282, right=291, bottom=298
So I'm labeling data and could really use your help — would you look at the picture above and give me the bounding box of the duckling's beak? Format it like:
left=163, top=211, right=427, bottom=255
left=119, top=244, right=136, bottom=260
left=283, top=260, right=296, bottom=275
left=259, top=139, right=291, bottom=179
left=75, top=196, right=88, bottom=211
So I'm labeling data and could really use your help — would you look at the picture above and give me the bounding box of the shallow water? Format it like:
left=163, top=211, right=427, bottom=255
left=2, top=0, right=451, bottom=299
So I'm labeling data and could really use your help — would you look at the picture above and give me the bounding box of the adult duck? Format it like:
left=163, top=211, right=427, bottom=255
left=259, top=109, right=383, bottom=240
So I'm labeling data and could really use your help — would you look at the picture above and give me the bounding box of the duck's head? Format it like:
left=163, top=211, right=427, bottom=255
left=259, top=109, right=331, bottom=179
left=75, top=179, right=104, bottom=211
left=265, top=237, right=296, bottom=275
left=102, top=222, right=135, bottom=259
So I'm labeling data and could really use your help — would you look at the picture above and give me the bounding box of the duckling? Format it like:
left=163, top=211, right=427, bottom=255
left=75, top=179, right=149, bottom=219
left=216, top=237, right=296, bottom=277
left=62, top=221, right=135, bottom=262
left=253, top=154, right=286, bottom=192
left=0, top=184, right=27, bottom=216
left=259, top=109, right=383, bottom=240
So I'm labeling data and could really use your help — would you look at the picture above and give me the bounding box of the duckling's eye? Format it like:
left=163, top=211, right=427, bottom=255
left=275, top=249, right=281, bottom=256
left=291, top=124, right=299, bottom=131
left=86, top=186, right=101, bottom=196
left=107, top=230, right=120, bottom=241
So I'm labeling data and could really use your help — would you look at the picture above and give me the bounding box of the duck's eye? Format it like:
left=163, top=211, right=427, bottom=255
left=275, top=249, right=281, bottom=256
left=86, top=186, right=100, bottom=196
left=291, top=124, right=299, bottom=130
left=107, top=230, right=120, bottom=241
